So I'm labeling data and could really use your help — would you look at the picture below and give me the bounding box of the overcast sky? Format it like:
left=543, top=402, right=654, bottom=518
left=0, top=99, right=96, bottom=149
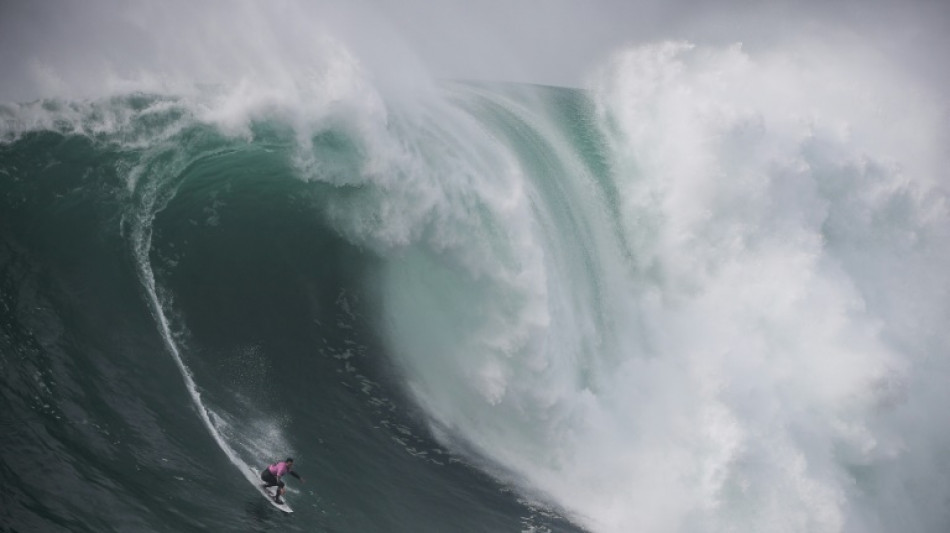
left=370, top=0, right=950, bottom=89
left=1, top=0, right=948, bottom=101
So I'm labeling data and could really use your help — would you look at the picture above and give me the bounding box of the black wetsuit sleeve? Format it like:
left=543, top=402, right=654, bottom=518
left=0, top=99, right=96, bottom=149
left=290, top=470, right=302, bottom=480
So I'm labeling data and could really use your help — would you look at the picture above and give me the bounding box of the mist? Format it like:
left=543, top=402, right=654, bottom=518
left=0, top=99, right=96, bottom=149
left=2, top=0, right=949, bottom=102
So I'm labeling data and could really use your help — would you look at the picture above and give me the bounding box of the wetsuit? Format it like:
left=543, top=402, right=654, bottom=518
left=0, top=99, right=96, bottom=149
left=261, top=461, right=301, bottom=496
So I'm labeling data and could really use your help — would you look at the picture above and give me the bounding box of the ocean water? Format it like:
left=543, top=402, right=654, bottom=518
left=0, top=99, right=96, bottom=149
left=2, top=15, right=950, bottom=533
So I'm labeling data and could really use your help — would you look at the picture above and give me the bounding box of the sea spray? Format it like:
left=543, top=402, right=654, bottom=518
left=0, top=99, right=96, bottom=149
left=567, top=41, right=947, bottom=532
left=373, top=42, right=950, bottom=533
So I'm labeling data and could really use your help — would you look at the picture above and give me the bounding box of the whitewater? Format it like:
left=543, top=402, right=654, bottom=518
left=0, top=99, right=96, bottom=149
left=2, top=2, right=949, bottom=532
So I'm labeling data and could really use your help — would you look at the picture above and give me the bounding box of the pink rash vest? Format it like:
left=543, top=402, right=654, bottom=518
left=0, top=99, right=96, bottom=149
left=268, top=461, right=290, bottom=477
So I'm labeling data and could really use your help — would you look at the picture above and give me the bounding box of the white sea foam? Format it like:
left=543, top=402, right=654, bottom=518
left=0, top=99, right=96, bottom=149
left=512, top=42, right=947, bottom=532
left=372, top=40, right=950, bottom=533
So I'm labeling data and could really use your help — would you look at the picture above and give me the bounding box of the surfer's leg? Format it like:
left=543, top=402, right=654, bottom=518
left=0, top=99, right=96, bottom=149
left=261, top=470, right=277, bottom=489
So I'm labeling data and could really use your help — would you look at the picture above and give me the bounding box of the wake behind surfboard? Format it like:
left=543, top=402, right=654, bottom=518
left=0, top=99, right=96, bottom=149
left=251, top=467, right=293, bottom=513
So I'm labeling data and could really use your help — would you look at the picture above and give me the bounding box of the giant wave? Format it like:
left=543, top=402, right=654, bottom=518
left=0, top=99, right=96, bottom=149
left=2, top=5, right=949, bottom=532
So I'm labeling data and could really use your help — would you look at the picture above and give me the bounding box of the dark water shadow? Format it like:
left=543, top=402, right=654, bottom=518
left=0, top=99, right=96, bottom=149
left=242, top=498, right=290, bottom=531
left=242, top=497, right=338, bottom=533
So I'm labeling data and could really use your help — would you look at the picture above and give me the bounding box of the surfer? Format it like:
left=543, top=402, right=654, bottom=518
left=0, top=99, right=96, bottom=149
left=261, top=458, right=304, bottom=504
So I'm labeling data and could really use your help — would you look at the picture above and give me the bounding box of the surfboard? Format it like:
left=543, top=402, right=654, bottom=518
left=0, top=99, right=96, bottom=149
left=252, top=467, right=293, bottom=513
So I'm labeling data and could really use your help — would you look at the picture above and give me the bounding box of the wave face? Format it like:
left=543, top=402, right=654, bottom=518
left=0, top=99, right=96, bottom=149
left=3, top=28, right=950, bottom=533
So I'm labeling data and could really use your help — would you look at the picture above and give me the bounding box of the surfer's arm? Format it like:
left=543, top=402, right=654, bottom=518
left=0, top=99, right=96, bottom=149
left=290, top=470, right=304, bottom=481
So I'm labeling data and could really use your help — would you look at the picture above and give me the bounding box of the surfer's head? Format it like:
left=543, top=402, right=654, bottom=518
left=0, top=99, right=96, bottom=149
left=285, top=457, right=294, bottom=464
